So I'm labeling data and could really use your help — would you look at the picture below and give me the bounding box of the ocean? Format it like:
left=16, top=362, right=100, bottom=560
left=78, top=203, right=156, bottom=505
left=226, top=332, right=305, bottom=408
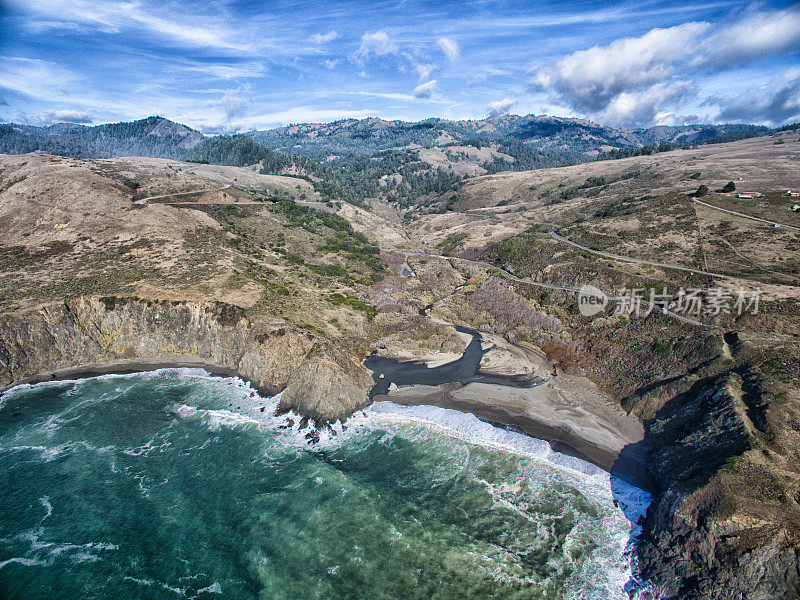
left=0, top=369, right=650, bottom=599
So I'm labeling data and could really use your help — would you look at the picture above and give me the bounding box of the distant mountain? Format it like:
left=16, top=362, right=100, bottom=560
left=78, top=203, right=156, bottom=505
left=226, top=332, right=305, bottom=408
left=247, top=115, right=770, bottom=162
left=0, top=116, right=204, bottom=160
left=0, top=114, right=773, bottom=208
left=185, top=134, right=311, bottom=173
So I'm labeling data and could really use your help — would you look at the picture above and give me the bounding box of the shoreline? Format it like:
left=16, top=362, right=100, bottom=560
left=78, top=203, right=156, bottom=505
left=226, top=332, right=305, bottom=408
left=2, top=359, right=651, bottom=492
left=0, top=359, right=249, bottom=394
left=373, top=380, right=651, bottom=492
left=363, top=327, right=649, bottom=489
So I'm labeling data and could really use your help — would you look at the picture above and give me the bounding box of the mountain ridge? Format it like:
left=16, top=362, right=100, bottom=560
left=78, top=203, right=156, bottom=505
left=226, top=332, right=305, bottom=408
left=246, top=113, right=770, bottom=160
left=1, top=113, right=773, bottom=163
left=0, top=116, right=204, bottom=160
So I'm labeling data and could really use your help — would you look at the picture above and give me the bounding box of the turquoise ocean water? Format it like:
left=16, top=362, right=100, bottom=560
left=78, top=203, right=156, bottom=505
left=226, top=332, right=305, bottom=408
left=0, top=369, right=649, bottom=599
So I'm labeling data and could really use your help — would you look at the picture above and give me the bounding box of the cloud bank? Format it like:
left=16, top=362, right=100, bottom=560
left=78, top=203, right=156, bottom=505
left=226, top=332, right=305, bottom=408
left=528, top=7, right=800, bottom=126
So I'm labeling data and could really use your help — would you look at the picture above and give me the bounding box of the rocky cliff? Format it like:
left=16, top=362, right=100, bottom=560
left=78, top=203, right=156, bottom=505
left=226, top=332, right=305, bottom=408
left=634, top=370, right=800, bottom=599
left=0, top=297, right=372, bottom=423
left=3, top=297, right=800, bottom=600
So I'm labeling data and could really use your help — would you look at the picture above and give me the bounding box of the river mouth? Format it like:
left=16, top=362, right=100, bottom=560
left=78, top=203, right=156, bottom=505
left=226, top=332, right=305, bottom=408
left=0, top=369, right=647, bottom=600
left=364, top=326, right=538, bottom=398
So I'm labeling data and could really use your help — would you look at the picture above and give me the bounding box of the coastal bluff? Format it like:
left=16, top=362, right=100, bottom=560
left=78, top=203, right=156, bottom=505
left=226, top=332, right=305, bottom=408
left=2, top=297, right=800, bottom=599
left=0, top=297, right=373, bottom=423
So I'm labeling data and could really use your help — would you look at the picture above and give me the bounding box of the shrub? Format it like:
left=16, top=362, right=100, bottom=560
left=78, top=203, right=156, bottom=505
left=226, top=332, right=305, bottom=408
left=309, top=263, right=348, bottom=278
left=468, top=277, right=562, bottom=333
left=326, top=293, right=378, bottom=320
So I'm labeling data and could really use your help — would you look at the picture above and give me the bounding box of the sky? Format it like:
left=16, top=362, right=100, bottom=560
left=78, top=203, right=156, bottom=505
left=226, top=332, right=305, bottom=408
left=1, top=0, right=799, bottom=132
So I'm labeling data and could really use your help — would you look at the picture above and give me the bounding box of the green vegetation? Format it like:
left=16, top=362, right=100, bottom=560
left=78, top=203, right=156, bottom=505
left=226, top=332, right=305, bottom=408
left=558, top=170, right=640, bottom=200
left=695, top=185, right=709, bottom=197
left=269, top=198, right=386, bottom=282
left=437, top=232, right=468, bottom=254
left=309, top=263, right=348, bottom=278
left=0, top=117, right=201, bottom=159
left=720, top=181, right=736, bottom=193
left=326, top=293, right=379, bottom=320
left=186, top=137, right=464, bottom=209
left=594, top=197, right=639, bottom=218
left=483, top=139, right=583, bottom=173
left=186, top=135, right=311, bottom=174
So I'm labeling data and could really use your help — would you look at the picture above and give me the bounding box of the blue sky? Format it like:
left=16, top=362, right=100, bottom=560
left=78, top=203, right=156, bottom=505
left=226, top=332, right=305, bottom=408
left=1, top=0, right=799, bottom=131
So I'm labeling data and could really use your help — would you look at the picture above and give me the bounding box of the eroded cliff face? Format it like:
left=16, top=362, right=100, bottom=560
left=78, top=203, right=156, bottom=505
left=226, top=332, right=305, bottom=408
left=0, top=297, right=372, bottom=423
left=636, top=373, right=800, bottom=600
left=3, top=297, right=799, bottom=599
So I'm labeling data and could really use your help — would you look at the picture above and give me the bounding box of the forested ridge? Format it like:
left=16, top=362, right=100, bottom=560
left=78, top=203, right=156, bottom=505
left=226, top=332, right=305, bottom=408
left=0, top=114, right=776, bottom=210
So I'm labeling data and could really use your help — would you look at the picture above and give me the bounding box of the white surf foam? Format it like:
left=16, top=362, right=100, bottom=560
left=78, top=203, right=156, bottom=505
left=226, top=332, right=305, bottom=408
left=4, top=368, right=652, bottom=597
left=362, top=400, right=652, bottom=599
left=369, top=401, right=603, bottom=478
left=0, top=367, right=228, bottom=399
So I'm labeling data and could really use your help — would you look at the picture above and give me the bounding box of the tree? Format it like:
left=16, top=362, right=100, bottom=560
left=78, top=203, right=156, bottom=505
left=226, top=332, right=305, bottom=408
left=695, top=185, right=709, bottom=197
left=720, top=181, right=736, bottom=193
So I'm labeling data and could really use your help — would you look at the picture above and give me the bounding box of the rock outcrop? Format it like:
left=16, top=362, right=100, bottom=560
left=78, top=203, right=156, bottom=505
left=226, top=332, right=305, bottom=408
left=280, top=342, right=375, bottom=423
left=0, top=297, right=372, bottom=423
left=636, top=373, right=800, bottom=599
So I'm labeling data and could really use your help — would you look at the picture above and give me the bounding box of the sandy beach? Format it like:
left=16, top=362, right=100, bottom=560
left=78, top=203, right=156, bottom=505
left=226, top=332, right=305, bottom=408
left=373, top=373, right=650, bottom=489
left=2, top=351, right=651, bottom=490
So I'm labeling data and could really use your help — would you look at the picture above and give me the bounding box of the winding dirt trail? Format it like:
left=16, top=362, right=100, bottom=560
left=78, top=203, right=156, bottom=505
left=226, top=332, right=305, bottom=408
left=693, top=198, right=800, bottom=232
left=134, top=184, right=233, bottom=204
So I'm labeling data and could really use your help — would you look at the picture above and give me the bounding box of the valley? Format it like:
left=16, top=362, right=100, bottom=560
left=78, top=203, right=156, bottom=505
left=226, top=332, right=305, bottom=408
left=1, top=118, right=799, bottom=599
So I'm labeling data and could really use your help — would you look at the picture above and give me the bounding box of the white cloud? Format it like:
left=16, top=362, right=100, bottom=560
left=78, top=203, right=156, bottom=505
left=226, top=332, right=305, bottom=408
left=353, top=31, right=397, bottom=62
left=324, top=59, right=340, bottom=70
left=221, top=88, right=251, bottom=121
left=414, top=63, right=438, bottom=81
left=529, top=22, right=708, bottom=114
left=350, top=91, right=413, bottom=101
left=602, top=81, right=697, bottom=128
left=213, top=106, right=376, bottom=131
left=437, top=37, right=459, bottom=62
left=413, top=80, right=438, bottom=99
left=185, top=63, right=265, bottom=80
left=33, top=109, right=93, bottom=124
left=12, top=0, right=250, bottom=51
left=694, top=7, right=800, bottom=70
left=526, top=8, right=800, bottom=127
left=310, top=30, right=339, bottom=44
left=0, top=56, right=78, bottom=102
left=487, top=98, right=517, bottom=116
left=654, top=112, right=701, bottom=126
left=468, top=68, right=509, bottom=84
left=469, top=73, right=488, bottom=85
left=714, top=68, right=800, bottom=126
left=344, top=90, right=448, bottom=103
